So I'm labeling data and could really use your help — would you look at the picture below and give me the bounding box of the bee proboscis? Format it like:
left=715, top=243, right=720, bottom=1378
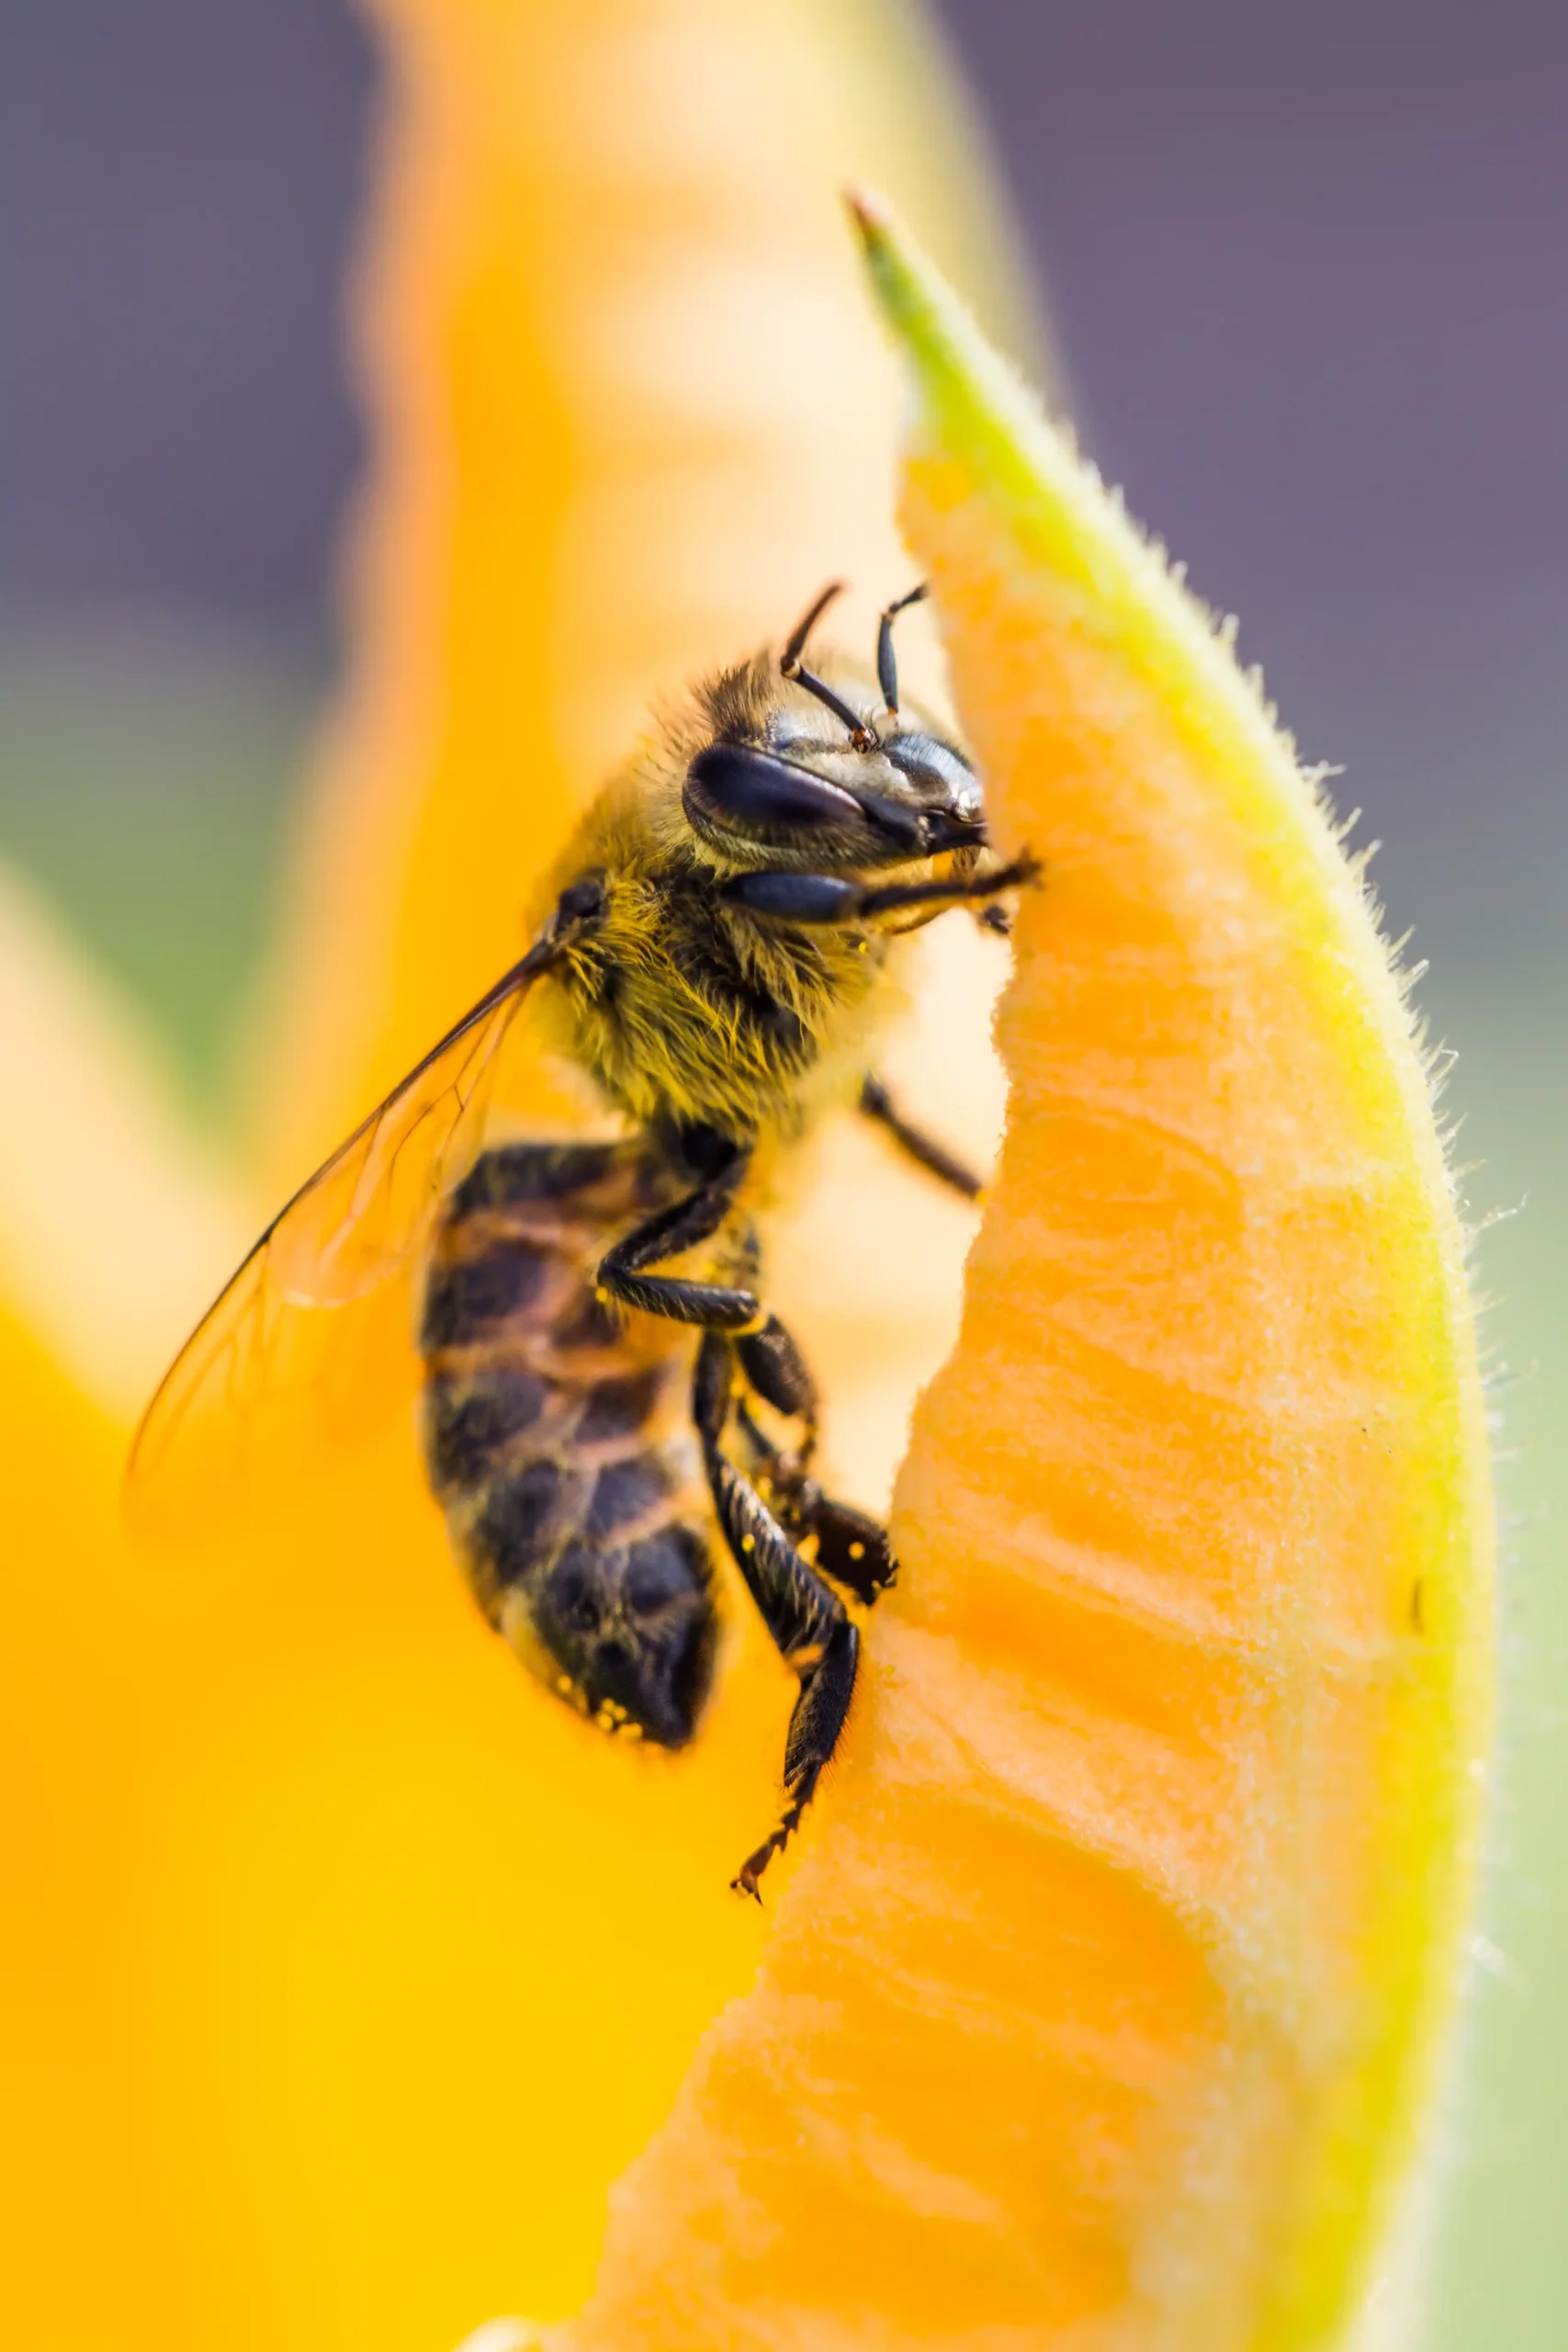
left=130, top=582, right=1033, bottom=1894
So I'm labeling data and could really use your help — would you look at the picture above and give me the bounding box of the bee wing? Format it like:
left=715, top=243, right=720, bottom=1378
left=126, top=944, right=553, bottom=1541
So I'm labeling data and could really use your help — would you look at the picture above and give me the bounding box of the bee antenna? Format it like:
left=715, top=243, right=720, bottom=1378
left=783, top=580, right=846, bottom=671
left=780, top=579, right=877, bottom=751
left=876, top=582, right=928, bottom=717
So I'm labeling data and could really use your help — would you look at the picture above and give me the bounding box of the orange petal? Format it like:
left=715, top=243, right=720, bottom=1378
left=528, top=204, right=1494, bottom=2352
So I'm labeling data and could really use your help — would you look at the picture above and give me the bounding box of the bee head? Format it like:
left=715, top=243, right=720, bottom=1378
left=525, top=1527, right=717, bottom=1747
left=682, top=581, right=985, bottom=876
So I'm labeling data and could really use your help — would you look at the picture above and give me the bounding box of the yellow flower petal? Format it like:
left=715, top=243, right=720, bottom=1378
left=523, top=204, right=1493, bottom=2352
left=2, top=1311, right=797, bottom=2348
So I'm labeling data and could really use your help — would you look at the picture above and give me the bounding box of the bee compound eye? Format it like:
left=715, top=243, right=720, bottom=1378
left=684, top=742, right=863, bottom=843
left=884, top=731, right=982, bottom=820
left=847, top=790, right=927, bottom=854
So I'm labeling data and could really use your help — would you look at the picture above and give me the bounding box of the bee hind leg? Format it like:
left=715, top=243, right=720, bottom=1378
left=802, top=1490, right=897, bottom=1605
left=722, top=1306, right=896, bottom=1605
left=734, top=1618, right=859, bottom=1900
left=693, top=1334, right=862, bottom=1897
left=732, top=1395, right=895, bottom=1606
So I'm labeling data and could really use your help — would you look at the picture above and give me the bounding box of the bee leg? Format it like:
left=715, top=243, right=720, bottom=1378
left=596, top=1149, right=761, bottom=1330
left=605, top=1165, right=887, bottom=1605
left=804, top=1493, right=897, bottom=1605
left=706, top=1222, right=822, bottom=1469
left=598, top=1160, right=828, bottom=1501
left=734, top=1310, right=815, bottom=1423
left=732, top=1397, right=896, bottom=1607
left=736, top=1618, right=859, bottom=1899
left=720, top=851, right=1039, bottom=927
left=858, top=1073, right=984, bottom=1201
left=860, top=850, right=1043, bottom=922
left=693, top=1334, right=861, bottom=1897
left=721, top=1305, right=897, bottom=1605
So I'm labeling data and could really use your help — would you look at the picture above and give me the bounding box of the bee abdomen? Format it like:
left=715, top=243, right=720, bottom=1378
left=475, top=1456, right=579, bottom=1589
left=419, top=1242, right=554, bottom=1350
left=423, top=1364, right=551, bottom=1493
left=419, top=1139, right=704, bottom=1619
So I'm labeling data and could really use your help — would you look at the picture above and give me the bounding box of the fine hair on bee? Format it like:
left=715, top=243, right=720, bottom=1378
left=130, top=579, right=1037, bottom=1897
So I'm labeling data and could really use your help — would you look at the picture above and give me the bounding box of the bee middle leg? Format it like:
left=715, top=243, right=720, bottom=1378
left=596, top=1153, right=823, bottom=1453
left=596, top=1145, right=762, bottom=1330
left=694, top=1333, right=861, bottom=1897
left=601, top=1151, right=896, bottom=1615
left=592, top=1145, right=841, bottom=1508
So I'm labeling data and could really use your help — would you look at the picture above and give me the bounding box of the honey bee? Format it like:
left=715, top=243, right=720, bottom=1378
left=130, top=582, right=1032, bottom=1895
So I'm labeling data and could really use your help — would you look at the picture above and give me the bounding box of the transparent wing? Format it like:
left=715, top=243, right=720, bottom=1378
left=126, top=944, right=553, bottom=1541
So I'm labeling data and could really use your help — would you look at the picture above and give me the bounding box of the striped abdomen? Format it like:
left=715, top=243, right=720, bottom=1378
left=419, top=1138, right=718, bottom=1746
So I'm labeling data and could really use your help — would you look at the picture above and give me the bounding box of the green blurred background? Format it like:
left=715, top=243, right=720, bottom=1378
left=3, top=4, right=1563, bottom=2341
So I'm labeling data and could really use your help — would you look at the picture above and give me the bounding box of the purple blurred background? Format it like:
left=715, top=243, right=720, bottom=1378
left=7, top=0, right=1567, bottom=981
left=4, top=4, right=1564, bottom=2340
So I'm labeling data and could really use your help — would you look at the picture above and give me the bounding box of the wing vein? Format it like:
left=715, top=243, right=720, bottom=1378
left=125, top=938, right=558, bottom=1532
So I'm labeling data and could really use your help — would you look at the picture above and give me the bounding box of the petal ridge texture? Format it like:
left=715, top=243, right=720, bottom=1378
left=544, top=202, right=1494, bottom=2352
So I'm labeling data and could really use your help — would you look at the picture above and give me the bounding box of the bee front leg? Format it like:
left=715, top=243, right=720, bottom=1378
left=719, top=851, right=1040, bottom=929
left=693, top=1334, right=862, bottom=1897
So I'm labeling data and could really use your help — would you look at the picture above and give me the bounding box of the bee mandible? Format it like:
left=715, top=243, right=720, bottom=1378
left=130, top=582, right=1034, bottom=1895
